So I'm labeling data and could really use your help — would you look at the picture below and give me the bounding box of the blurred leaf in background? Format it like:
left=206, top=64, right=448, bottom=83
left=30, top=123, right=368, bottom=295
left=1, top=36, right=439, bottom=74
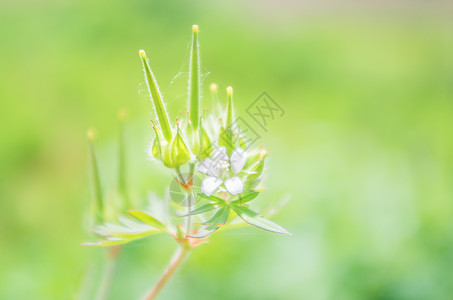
left=0, top=0, right=452, bottom=299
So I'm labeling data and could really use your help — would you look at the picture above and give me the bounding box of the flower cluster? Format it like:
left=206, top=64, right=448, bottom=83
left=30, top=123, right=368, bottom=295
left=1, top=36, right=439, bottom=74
left=85, top=25, right=290, bottom=248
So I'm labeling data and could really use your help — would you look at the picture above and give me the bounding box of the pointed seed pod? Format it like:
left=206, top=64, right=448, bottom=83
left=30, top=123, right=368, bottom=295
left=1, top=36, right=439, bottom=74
left=226, top=86, right=234, bottom=127
left=188, top=25, right=200, bottom=129
left=139, top=50, right=172, bottom=142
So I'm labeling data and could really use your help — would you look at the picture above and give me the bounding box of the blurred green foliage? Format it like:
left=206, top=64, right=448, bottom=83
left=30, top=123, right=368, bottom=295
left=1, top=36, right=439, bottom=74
left=1, top=0, right=453, bottom=299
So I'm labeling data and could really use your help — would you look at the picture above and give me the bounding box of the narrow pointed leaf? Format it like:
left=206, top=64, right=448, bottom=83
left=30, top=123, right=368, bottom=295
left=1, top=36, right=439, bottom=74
left=188, top=205, right=230, bottom=238
left=188, top=223, right=218, bottom=238
left=87, top=133, right=104, bottom=224
left=175, top=203, right=218, bottom=218
left=232, top=191, right=260, bottom=204
left=108, top=230, right=160, bottom=239
left=82, top=237, right=137, bottom=247
left=128, top=210, right=167, bottom=231
left=202, top=205, right=230, bottom=225
left=200, top=193, right=225, bottom=203
left=231, top=204, right=291, bottom=235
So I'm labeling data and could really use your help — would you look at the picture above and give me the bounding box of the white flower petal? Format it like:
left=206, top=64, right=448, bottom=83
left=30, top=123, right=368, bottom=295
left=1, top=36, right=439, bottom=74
left=201, top=176, right=223, bottom=197
left=198, top=158, right=219, bottom=177
left=224, top=176, right=244, bottom=195
left=212, top=146, right=228, bottom=162
left=198, top=158, right=213, bottom=174
left=230, top=148, right=247, bottom=174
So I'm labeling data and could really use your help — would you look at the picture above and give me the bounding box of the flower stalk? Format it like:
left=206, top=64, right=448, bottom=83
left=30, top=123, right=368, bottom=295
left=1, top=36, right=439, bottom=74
left=87, top=129, right=104, bottom=224
left=143, top=247, right=190, bottom=300
left=95, top=245, right=121, bottom=300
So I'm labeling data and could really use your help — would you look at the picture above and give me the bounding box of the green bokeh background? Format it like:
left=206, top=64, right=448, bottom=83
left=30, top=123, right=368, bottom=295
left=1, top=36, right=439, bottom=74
left=1, top=0, right=453, bottom=299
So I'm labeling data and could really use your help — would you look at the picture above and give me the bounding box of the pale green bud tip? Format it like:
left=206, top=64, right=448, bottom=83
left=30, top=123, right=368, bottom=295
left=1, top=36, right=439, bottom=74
left=210, top=83, right=217, bottom=93
left=192, top=25, right=199, bottom=33
left=139, top=49, right=146, bottom=59
left=226, top=86, right=233, bottom=96
left=87, top=128, right=96, bottom=140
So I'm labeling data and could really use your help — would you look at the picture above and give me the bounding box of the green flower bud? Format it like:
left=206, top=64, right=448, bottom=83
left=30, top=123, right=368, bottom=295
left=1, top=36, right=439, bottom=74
left=247, top=158, right=265, bottom=182
left=171, top=125, right=191, bottom=167
left=162, top=123, right=191, bottom=168
left=243, top=158, right=265, bottom=191
left=238, top=135, right=247, bottom=149
left=151, top=136, right=160, bottom=159
left=150, top=120, right=165, bottom=161
left=198, top=118, right=212, bottom=160
left=162, top=143, right=174, bottom=168
left=243, top=148, right=268, bottom=170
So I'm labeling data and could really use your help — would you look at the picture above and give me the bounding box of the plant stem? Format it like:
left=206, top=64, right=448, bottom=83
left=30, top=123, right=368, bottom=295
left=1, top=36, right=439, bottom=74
left=143, top=247, right=190, bottom=300
left=95, top=245, right=121, bottom=300
left=185, top=164, right=195, bottom=235
left=186, top=191, right=194, bottom=234
left=175, top=166, right=195, bottom=235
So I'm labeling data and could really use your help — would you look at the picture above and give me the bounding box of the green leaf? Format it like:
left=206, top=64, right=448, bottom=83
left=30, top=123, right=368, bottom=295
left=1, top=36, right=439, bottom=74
left=175, top=203, right=218, bottom=218
left=187, top=223, right=218, bottom=239
left=128, top=210, right=167, bottom=231
left=231, top=204, right=291, bottom=235
left=84, top=217, right=165, bottom=247
left=87, top=134, right=104, bottom=224
left=232, top=191, right=260, bottom=204
left=107, top=230, right=160, bottom=239
left=202, top=205, right=230, bottom=225
left=82, top=237, right=136, bottom=247
left=188, top=205, right=230, bottom=238
left=200, top=193, right=225, bottom=203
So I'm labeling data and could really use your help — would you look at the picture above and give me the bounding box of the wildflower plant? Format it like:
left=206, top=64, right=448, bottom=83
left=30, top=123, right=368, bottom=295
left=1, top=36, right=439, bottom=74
left=83, top=25, right=291, bottom=300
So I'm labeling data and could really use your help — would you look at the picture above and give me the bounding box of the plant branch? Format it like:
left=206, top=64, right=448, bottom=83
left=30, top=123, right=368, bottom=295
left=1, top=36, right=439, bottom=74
left=95, top=245, right=121, bottom=300
left=143, top=247, right=190, bottom=300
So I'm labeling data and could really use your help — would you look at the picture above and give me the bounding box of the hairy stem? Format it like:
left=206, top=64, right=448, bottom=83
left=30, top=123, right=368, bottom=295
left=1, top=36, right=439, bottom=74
left=143, top=247, right=190, bottom=300
left=95, top=245, right=121, bottom=300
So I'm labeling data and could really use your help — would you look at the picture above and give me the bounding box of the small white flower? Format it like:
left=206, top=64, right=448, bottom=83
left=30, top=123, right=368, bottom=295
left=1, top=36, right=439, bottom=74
left=198, top=146, right=247, bottom=197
